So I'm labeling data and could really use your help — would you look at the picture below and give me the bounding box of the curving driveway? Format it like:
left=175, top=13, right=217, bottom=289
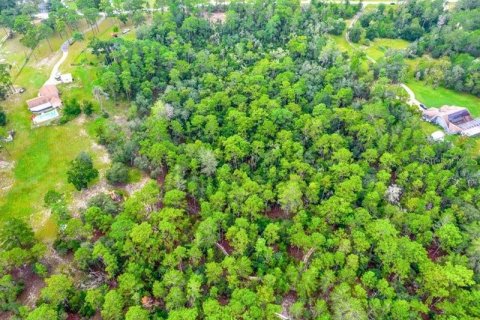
left=344, top=3, right=422, bottom=109
left=44, top=12, right=106, bottom=86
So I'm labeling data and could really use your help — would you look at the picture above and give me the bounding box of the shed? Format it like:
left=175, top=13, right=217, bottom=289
left=430, top=130, right=445, bottom=142
left=60, top=73, right=73, bottom=83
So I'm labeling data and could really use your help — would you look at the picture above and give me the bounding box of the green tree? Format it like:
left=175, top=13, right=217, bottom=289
left=40, top=274, right=73, bottom=306
left=37, top=23, right=54, bottom=52
left=0, top=275, right=22, bottom=311
left=0, top=217, right=35, bottom=250
left=349, top=25, right=362, bottom=43
left=101, top=290, right=124, bottom=320
left=0, top=108, right=6, bottom=126
left=67, top=152, right=99, bottom=190
left=125, top=305, right=149, bottom=320
left=106, top=162, right=129, bottom=185
left=26, top=304, right=58, bottom=320
left=0, top=64, right=12, bottom=100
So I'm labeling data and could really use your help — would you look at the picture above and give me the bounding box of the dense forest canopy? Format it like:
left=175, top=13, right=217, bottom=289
left=2, top=0, right=480, bottom=319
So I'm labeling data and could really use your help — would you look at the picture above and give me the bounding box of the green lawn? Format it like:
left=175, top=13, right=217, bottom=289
left=0, top=118, right=108, bottom=240
left=406, top=79, right=480, bottom=116
left=331, top=34, right=352, bottom=53
left=365, top=38, right=410, bottom=61
left=0, top=18, right=124, bottom=241
left=355, top=37, right=480, bottom=118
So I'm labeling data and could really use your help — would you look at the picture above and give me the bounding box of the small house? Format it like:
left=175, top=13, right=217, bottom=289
left=26, top=84, right=62, bottom=114
left=423, top=105, right=480, bottom=137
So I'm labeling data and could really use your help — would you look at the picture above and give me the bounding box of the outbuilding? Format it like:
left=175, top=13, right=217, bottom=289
left=430, top=130, right=445, bottom=142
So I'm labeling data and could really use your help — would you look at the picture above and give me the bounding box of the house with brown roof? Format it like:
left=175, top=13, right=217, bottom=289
left=423, top=105, right=480, bottom=137
left=26, top=84, right=62, bottom=114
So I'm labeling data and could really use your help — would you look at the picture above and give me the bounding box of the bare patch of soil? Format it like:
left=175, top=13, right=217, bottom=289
left=69, top=180, right=110, bottom=217
left=141, top=296, right=162, bottom=309
left=287, top=245, right=304, bottom=261
left=91, top=141, right=110, bottom=165
left=66, top=313, right=81, bottom=320
left=0, top=175, right=13, bottom=194
left=279, top=290, right=297, bottom=319
left=203, top=12, right=226, bottom=24
left=124, top=176, right=150, bottom=196
left=35, top=52, right=61, bottom=69
left=156, top=167, right=167, bottom=188
left=0, top=160, right=14, bottom=170
left=265, top=205, right=288, bottom=219
left=0, top=160, right=15, bottom=194
left=12, top=266, right=45, bottom=309
left=186, top=195, right=200, bottom=215
left=217, top=236, right=234, bottom=255
left=427, top=241, right=446, bottom=262
left=112, top=115, right=128, bottom=128
left=0, top=311, right=13, bottom=320
left=218, top=294, right=229, bottom=306
left=92, top=229, right=105, bottom=242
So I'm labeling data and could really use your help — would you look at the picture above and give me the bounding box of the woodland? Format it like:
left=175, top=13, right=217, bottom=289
left=1, top=0, right=480, bottom=319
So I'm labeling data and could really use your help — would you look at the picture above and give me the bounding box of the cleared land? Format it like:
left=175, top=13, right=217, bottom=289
left=350, top=33, right=480, bottom=117
left=365, top=38, right=409, bottom=61
left=0, top=17, right=133, bottom=240
left=406, top=80, right=480, bottom=116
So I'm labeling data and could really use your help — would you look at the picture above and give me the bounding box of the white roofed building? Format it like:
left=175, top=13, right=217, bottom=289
left=423, top=105, right=480, bottom=137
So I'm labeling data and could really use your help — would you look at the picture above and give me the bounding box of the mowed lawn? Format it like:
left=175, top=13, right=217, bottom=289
left=406, top=80, right=480, bottom=116
left=359, top=37, right=480, bottom=117
left=0, top=17, right=124, bottom=240
left=366, top=38, right=410, bottom=61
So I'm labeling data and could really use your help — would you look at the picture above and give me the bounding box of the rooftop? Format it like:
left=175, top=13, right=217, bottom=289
left=39, top=85, right=59, bottom=98
left=26, top=85, right=61, bottom=111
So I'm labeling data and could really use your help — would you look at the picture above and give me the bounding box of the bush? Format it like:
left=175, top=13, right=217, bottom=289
left=72, top=31, right=84, bottom=42
left=87, top=193, right=121, bottom=215
left=82, top=100, right=94, bottom=116
left=62, top=99, right=81, bottom=123
left=33, top=262, right=48, bottom=278
left=44, top=190, right=63, bottom=207
left=0, top=109, right=6, bottom=126
left=106, top=162, right=129, bottom=185
left=349, top=25, right=362, bottom=43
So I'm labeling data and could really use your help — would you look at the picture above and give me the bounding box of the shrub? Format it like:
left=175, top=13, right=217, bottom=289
left=0, top=109, right=6, bottom=126
left=106, top=162, right=129, bottom=185
left=82, top=100, right=94, bottom=116
left=61, top=99, right=82, bottom=123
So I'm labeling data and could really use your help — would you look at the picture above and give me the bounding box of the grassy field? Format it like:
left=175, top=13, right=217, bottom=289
left=0, top=17, right=132, bottom=241
left=365, top=38, right=410, bottom=61
left=330, top=34, right=352, bottom=53
left=406, top=80, right=480, bottom=116
left=350, top=35, right=480, bottom=118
